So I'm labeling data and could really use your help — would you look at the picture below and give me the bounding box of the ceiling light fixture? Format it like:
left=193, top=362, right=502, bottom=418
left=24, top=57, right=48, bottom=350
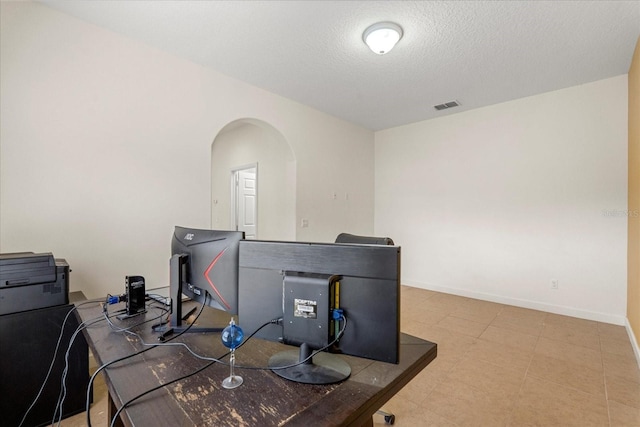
left=363, top=22, right=403, bottom=55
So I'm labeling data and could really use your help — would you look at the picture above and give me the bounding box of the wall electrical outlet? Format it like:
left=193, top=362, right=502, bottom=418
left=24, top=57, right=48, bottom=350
left=550, top=279, right=559, bottom=289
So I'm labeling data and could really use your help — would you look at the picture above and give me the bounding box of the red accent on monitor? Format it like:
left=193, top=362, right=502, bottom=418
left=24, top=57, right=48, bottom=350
left=204, top=248, right=231, bottom=311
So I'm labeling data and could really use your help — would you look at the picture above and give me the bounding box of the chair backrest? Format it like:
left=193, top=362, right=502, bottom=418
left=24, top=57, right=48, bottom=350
left=335, top=232, right=394, bottom=246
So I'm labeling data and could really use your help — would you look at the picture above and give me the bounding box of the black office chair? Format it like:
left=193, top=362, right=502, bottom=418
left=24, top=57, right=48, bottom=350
left=334, top=232, right=396, bottom=425
left=335, top=232, right=394, bottom=246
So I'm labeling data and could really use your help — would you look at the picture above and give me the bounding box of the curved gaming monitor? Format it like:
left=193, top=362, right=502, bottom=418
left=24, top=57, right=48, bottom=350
left=159, top=226, right=244, bottom=338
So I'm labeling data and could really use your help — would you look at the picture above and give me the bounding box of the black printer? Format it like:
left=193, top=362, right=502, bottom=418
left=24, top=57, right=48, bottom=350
left=0, top=252, right=69, bottom=316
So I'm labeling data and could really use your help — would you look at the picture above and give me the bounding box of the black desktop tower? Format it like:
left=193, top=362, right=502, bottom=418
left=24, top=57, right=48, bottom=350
left=0, top=252, right=90, bottom=427
left=0, top=303, right=91, bottom=427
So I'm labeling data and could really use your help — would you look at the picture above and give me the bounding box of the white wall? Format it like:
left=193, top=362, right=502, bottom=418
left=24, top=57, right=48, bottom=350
left=0, top=2, right=374, bottom=298
left=375, top=76, right=628, bottom=324
left=4, top=2, right=627, bottom=324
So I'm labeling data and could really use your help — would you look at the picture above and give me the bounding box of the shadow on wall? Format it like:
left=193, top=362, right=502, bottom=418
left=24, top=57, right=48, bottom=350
left=211, top=118, right=296, bottom=241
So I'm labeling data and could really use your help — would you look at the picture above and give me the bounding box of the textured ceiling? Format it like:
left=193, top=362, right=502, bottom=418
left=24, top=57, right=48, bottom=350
left=39, top=1, right=640, bottom=131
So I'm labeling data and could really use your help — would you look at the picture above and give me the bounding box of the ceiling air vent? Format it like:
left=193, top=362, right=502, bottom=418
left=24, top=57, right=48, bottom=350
left=434, top=101, right=460, bottom=111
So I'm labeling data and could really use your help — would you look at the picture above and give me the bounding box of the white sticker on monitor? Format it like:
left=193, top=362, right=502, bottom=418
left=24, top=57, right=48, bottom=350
left=293, top=298, right=317, bottom=319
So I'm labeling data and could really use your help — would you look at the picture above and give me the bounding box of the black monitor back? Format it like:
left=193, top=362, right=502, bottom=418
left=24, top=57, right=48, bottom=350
left=238, top=240, right=401, bottom=364
left=171, top=226, right=244, bottom=314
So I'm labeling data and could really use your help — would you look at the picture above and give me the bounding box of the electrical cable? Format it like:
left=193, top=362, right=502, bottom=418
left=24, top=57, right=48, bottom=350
left=203, top=313, right=348, bottom=372
left=110, top=360, right=216, bottom=427
left=53, top=300, right=139, bottom=426
left=52, top=317, right=92, bottom=426
left=49, top=300, right=169, bottom=426
left=107, top=315, right=346, bottom=426
left=103, top=297, right=170, bottom=333
left=101, top=295, right=348, bottom=426
left=238, top=313, right=347, bottom=372
left=18, top=291, right=169, bottom=427
left=16, top=299, right=104, bottom=427
left=86, top=294, right=209, bottom=427
left=108, top=316, right=280, bottom=427
left=146, top=292, right=171, bottom=306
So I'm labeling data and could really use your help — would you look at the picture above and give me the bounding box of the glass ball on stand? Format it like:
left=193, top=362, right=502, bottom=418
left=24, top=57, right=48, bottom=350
left=221, top=318, right=244, bottom=389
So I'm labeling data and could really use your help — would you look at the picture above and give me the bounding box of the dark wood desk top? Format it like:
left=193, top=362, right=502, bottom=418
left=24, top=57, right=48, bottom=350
left=76, top=300, right=436, bottom=426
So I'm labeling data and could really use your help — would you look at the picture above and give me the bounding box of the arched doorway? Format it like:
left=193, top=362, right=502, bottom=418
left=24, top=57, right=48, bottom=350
left=211, top=119, right=296, bottom=240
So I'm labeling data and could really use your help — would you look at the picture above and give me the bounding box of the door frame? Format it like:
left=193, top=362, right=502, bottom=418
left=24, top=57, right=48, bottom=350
left=230, top=163, right=258, bottom=237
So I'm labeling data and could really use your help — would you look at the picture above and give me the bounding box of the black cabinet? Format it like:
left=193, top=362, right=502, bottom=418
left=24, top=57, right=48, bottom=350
left=0, top=303, right=91, bottom=427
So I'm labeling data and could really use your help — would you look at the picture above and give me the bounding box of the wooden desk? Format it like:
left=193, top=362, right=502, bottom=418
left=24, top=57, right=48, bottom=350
left=76, top=301, right=436, bottom=426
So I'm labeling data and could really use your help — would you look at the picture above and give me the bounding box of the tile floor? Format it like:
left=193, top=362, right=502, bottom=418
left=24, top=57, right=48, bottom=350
left=59, top=286, right=640, bottom=426
left=379, top=286, right=640, bottom=426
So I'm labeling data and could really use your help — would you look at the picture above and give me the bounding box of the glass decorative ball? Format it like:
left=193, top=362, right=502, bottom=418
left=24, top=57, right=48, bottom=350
left=221, top=320, right=244, bottom=350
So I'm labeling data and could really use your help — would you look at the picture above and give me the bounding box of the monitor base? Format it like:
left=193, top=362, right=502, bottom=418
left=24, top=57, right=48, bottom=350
left=269, top=343, right=350, bottom=385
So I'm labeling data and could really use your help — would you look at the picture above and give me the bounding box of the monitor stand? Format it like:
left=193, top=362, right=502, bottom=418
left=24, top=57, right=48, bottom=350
left=152, top=254, right=225, bottom=341
left=268, top=343, right=351, bottom=385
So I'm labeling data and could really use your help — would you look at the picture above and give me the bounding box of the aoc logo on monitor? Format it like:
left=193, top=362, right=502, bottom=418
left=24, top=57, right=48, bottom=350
left=185, top=233, right=195, bottom=241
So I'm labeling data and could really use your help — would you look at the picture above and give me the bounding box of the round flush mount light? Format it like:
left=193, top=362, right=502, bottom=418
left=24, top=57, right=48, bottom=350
left=363, top=22, right=403, bottom=55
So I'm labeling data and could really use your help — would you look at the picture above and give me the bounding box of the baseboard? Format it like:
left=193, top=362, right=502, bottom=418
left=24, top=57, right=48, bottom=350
left=625, top=319, right=640, bottom=371
left=403, top=280, right=627, bottom=326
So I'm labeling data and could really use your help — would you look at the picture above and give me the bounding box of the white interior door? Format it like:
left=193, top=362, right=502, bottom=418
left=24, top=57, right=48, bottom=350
left=232, top=166, right=257, bottom=239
